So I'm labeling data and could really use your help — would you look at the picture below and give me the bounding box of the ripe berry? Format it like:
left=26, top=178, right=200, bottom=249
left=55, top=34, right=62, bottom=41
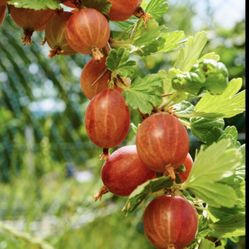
left=66, top=8, right=110, bottom=59
left=80, top=58, right=111, bottom=99
left=9, top=5, right=54, bottom=44
left=143, top=195, right=198, bottom=249
left=101, top=145, right=155, bottom=196
left=45, top=11, right=76, bottom=57
left=108, top=0, right=140, bottom=21
left=85, top=89, right=130, bottom=148
left=136, top=113, right=189, bottom=178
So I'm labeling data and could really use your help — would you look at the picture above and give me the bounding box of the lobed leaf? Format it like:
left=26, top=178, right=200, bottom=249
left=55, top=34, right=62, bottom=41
left=190, top=117, right=225, bottom=144
left=132, top=21, right=167, bottom=56
left=198, top=52, right=220, bottom=62
left=218, top=126, right=239, bottom=147
left=188, top=182, right=237, bottom=208
left=194, top=78, right=245, bottom=118
left=174, top=31, right=208, bottom=71
left=123, top=74, right=163, bottom=114
left=208, top=206, right=245, bottom=238
left=182, top=139, right=243, bottom=208
left=144, top=0, right=168, bottom=21
left=161, top=31, right=185, bottom=53
left=106, top=48, right=136, bottom=77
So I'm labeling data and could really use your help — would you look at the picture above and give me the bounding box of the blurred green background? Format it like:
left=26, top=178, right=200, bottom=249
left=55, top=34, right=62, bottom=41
left=0, top=1, right=245, bottom=249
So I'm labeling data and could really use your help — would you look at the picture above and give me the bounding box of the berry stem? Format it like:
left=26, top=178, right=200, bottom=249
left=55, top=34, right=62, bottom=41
left=94, top=185, right=109, bottom=201
left=91, top=47, right=104, bottom=61
left=49, top=48, right=61, bottom=58
left=109, top=38, right=132, bottom=49
left=134, top=6, right=151, bottom=25
left=167, top=244, right=176, bottom=249
left=100, top=148, right=109, bottom=161
left=164, top=165, right=176, bottom=181
left=22, top=29, right=34, bottom=45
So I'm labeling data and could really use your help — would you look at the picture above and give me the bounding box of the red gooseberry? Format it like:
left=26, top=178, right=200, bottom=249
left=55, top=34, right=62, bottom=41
left=85, top=89, right=130, bottom=149
left=66, top=8, right=110, bottom=60
left=9, top=5, right=54, bottom=44
left=143, top=195, right=198, bottom=249
left=100, top=145, right=155, bottom=197
left=45, top=11, right=76, bottom=57
left=108, top=0, right=140, bottom=21
left=136, top=113, right=189, bottom=179
left=80, top=58, right=111, bottom=99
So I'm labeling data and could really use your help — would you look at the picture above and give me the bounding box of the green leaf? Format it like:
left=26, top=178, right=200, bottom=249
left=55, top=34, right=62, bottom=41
left=189, top=183, right=237, bottom=208
left=8, top=0, right=60, bottom=9
left=172, top=71, right=206, bottom=95
left=144, top=0, right=168, bottom=21
left=219, top=163, right=245, bottom=207
left=198, top=239, right=218, bottom=249
left=173, top=101, right=194, bottom=116
left=158, top=69, right=188, bottom=107
left=198, top=59, right=229, bottom=95
left=133, top=22, right=167, bottom=56
left=172, top=59, right=229, bottom=95
left=123, top=74, right=163, bottom=114
left=194, top=78, right=245, bottom=118
left=198, top=52, right=220, bottom=62
left=106, top=48, right=136, bottom=77
left=208, top=206, right=245, bottom=238
left=183, top=139, right=242, bottom=208
left=161, top=31, right=185, bottom=53
left=82, top=0, right=111, bottom=15
left=112, top=18, right=167, bottom=56
left=122, top=176, right=173, bottom=213
left=174, top=31, right=208, bottom=71
left=190, top=117, right=224, bottom=144
left=218, top=126, right=239, bottom=146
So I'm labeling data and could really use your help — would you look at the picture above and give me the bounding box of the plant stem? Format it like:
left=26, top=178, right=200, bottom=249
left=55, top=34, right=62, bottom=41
left=109, top=39, right=132, bottom=49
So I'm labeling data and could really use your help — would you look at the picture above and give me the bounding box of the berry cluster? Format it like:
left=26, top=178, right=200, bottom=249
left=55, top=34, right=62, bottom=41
left=0, top=1, right=199, bottom=248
